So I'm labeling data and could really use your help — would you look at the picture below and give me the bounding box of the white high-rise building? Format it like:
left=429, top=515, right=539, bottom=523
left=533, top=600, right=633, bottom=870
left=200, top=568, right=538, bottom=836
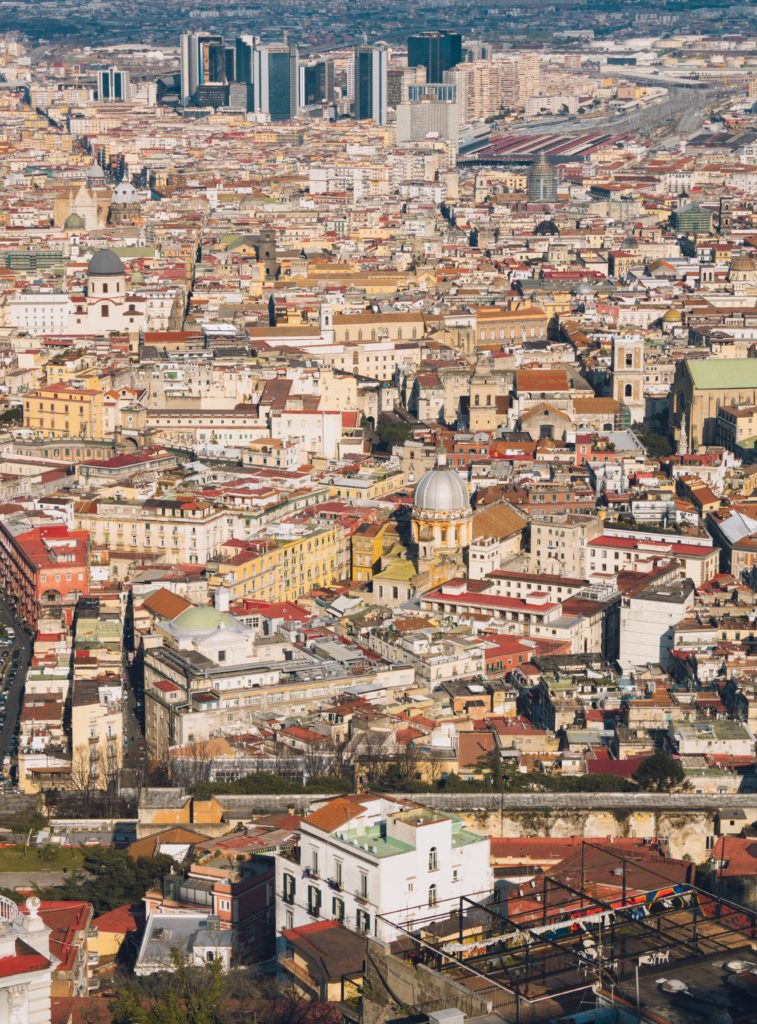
left=396, top=97, right=460, bottom=150
left=97, top=66, right=131, bottom=102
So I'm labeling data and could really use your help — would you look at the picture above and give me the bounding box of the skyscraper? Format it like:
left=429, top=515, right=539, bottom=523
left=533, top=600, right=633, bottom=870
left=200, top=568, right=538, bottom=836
left=299, top=60, right=335, bottom=106
left=180, top=32, right=225, bottom=105
left=233, top=35, right=257, bottom=112
left=408, top=31, right=462, bottom=84
left=253, top=43, right=298, bottom=122
left=97, top=67, right=131, bottom=102
left=527, top=152, right=557, bottom=203
left=235, top=35, right=257, bottom=86
left=353, top=45, right=388, bottom=126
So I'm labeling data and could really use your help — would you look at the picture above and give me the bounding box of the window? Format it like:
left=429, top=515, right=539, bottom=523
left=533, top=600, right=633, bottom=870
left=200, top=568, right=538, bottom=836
left=102, top=282, right=109, bottom=294
left=101, top=305, right=109, bottom=317
left=356, top=909, right=371, bottom=933
left=625, top=352, right=633, bottom=367
left=452, top=868, right=459, bottom=882
left=311, top=849, right=319, bottom=876
left=334, top=860, right=342, bottom=887
left=206, top=951, right=214, bottom=962
left=218, top=650, right=226, bottom=662
left=308, top=885, right=321, bottom=916
left=429, top=847, right=438, bottom=872
left=624, top=383, right=633, bottom=398
left=286, top=910, right=293, bottom=930
left=359, top=872, right=368, bottom=899
left=428, top=884, right=437, bottom=907
left=283, top=873, right=296, bottom=903
left=333, top=897, right=345, bottom=922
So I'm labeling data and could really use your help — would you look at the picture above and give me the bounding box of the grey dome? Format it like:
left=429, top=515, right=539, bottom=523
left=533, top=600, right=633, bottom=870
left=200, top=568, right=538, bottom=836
left=414, top=462, right=470, bottom=514
left=87, top=163, right=105, bottom=180
left=88, top=249, right=124, bottom=277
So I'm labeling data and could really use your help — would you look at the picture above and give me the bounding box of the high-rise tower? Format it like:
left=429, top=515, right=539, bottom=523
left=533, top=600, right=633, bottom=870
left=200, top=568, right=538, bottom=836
left=253, top=43, right=299, bottom=121
left=407, top=31, right=462, bottom=83
left=353, top=45, right=388, bottom=125
left=527, top=151, right=557, bottom=203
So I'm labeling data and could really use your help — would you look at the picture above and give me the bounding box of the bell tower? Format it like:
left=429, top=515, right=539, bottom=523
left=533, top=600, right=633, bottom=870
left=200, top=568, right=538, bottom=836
left=611, top=337, right=645, bottom=424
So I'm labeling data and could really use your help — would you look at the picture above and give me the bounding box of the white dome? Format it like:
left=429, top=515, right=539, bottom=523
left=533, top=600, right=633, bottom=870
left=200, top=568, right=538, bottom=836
left=414, top=462, right=470, bottom=514
left=112, top=181, right=138, bottom=204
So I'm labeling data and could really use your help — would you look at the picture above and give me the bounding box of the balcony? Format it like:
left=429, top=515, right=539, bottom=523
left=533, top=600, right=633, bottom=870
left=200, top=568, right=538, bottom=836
left=278, top=952, right=320, bottom=996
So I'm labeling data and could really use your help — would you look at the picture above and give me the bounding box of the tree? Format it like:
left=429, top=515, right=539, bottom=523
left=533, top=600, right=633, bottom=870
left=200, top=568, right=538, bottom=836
left=171, top=739, right=215, bottom=787
left=632, top=425, right=674, bottom=459
left=42, top=848, right=174, bottom=915
left=375, top=416, right=413, bottom=452
left=111, top=954, right=224, bottom=1024
left=269, top=996, right=341, bottom=1024
left=69, top=744, right=102, bottom=816
left=633, top=752, right=685, bottom=793
left=0, top=406, right=22, bottom=425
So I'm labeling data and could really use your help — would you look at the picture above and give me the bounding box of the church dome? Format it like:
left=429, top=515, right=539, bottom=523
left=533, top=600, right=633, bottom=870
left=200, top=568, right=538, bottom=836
left=64, top=212, right=85, bottom=230
left=414, top=459, right=470, bottom=514
left=88, top=249, right=124, bottom=277
left=662, top=308, right=682, bottom=323
left=534, top=219, right=559, bottom=236
left=730, top=254, right=756, bottom=273
left=86, top=163, right=106, bottom=181
left=112, top=181, right=138, bottom=205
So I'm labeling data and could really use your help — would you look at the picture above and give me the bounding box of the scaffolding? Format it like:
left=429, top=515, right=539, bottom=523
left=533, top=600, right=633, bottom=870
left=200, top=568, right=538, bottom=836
left=377, top=845, right=757, bottom=1023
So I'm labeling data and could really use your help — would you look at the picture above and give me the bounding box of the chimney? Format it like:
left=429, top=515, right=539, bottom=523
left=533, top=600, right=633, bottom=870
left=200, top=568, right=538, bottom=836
left=214, top=587, right=230, bottom=613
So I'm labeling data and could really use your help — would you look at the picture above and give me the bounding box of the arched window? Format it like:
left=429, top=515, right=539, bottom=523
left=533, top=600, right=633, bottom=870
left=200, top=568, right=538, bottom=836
left=428, top=884, right=437, bottom=907
left=429, top=847, right=438, bottom=871
left=624, top=383, right=633, bottom=398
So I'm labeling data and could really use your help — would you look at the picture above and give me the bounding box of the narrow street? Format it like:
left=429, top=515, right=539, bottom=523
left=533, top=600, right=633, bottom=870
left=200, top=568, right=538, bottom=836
left=0, top=597, right=32, bottom=776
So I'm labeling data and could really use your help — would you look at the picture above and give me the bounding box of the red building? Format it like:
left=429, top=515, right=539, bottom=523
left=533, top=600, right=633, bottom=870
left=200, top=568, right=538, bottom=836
left=0, top=521, right=90, bottom=628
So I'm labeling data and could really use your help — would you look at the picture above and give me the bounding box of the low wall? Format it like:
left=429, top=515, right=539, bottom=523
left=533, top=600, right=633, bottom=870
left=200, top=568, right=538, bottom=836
left=200, top=792, right=757, bottom=863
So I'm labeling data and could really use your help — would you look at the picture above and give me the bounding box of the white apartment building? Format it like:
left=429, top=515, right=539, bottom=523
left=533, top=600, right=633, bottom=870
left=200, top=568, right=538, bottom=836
left=587, top=530, right=720, bottom=587
left=275, top=795, right=492, bottom=943
left=74, top=497, right=237, bottom=566
left=619, top=578, right=694, bottom=672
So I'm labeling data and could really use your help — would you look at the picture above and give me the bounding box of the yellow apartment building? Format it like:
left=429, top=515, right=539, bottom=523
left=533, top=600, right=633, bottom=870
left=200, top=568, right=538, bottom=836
left=212, top=522, right=348, bottom=603
left=24, top=383, right=105, bottom=440
left=475, top=305, right=549, bottom=347
left=351, top=521, right=394, bottom=583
